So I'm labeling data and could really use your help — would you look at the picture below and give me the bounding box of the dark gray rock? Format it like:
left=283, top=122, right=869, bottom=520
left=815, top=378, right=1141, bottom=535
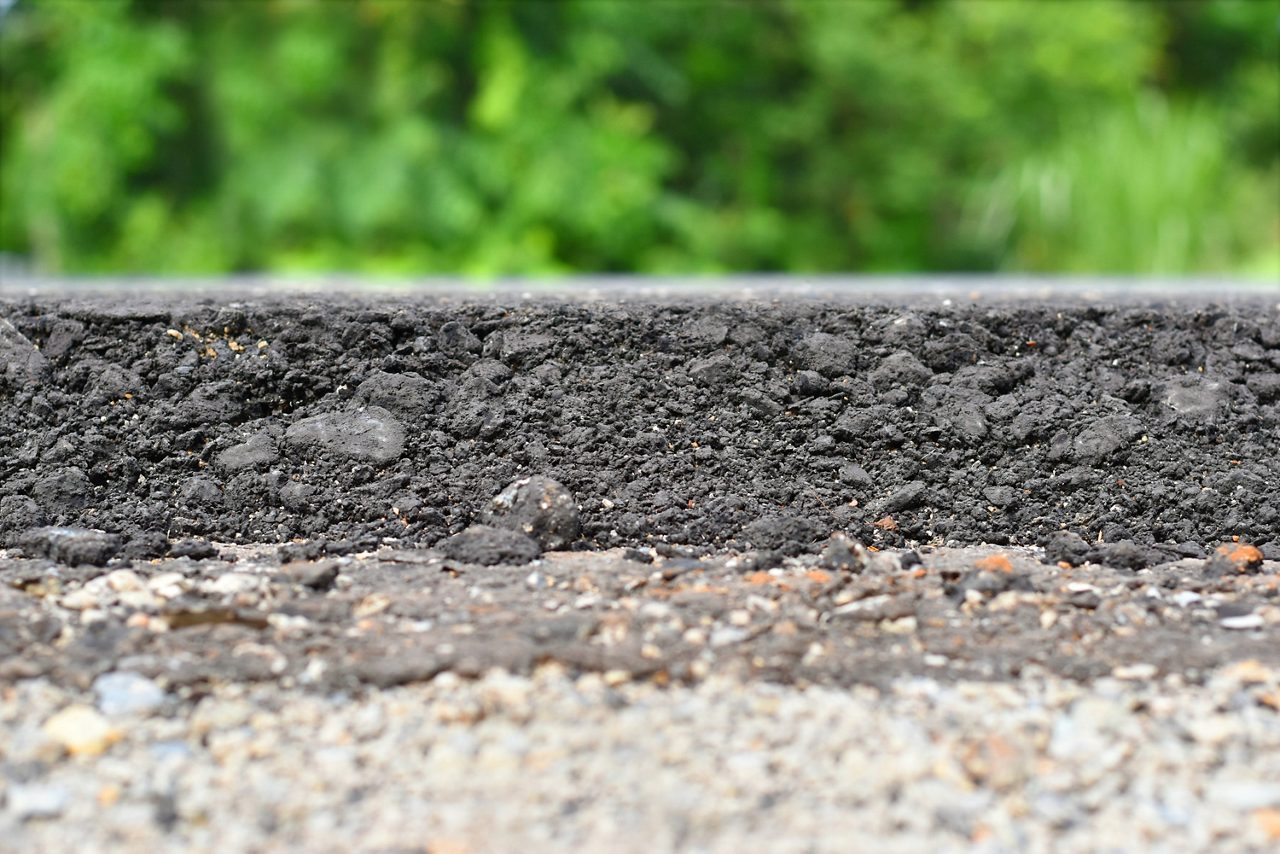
left=440, top=525, right=541, bottom=566
left=1161, top=377, right=1226, bottom=423
left=0, top=495, right=46, bottom=544
left=37, top=317, right=84, bottom=361
left=437, top=321, right=481, bottom=355
left=353, top=371, right=439, bottom=420
left=738, top=388, right=781, bottom=417
left=481, top=476, right=580, bottom=550
left=682, top=317, right=729, bottom=347
left=0, top=317, right=49, bottom=386
left=883, top=481, right=927, bottom=513
left=689, top=353, right=736, bottom=385
left=839, top=464, right=873, bottom=488
left=739, top=515, right=824, bottom=555
left=819, top=534, right=865, bottom=572
left=1041, top=531, right=1091, bottom=566
left=216, top=433, right=278, bottom=472
left=285, top=407, right=405, bottom=465
left=1245, top=373, right=1280, bottom=403
left=1070, top=415, right=1142, bottom=464
left=279, top=481, right=314, bottom=511
left=282, top=558, right=341, bottom=590
left=169, top=538, right=217, bottom=559
left=792, top=332, right=857, bottom=378
left=499, top=332, right=555, bottom=365
left=792, top=370, right=829, bottom=396
left=177, top=477, right=223, bottom=507
left=31, top=467, right=92, bottom=514
left=123, top=530, right=169, bottom=559
left=1086, top=540, right=1161, bottom=571
left=20, top=526, right=122, bottom=566
left=173, top=381, right=242, bottom=428
left=870, top=351, right=932, bottom=390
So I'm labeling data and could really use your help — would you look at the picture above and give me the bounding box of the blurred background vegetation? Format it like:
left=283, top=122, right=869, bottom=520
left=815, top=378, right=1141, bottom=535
left=0, top=0, right=1276, bottom=278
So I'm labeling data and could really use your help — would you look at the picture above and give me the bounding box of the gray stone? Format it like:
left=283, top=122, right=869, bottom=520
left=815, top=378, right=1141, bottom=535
left=481, top=476, right=580, bottom=551
left=870, top=351, right=932, bottom=389
left=437, top=321, right=481, bottom=355
left=282, top=558, right=341, bottom=590
left=792, top=332, right=857, bottom=378
left=285, top=407, right=405, bottom=465
left=354, top=371, right=438, bottom=419
left=1245, top=372, right=1280, bottom=403
left=440, top=525, right=541, bottom=566
left=177, top=477, right=223, bottom=507
left=20, top=526, right=122, bottom=566
left=94, top=671, right=166, bottom=716
left=883, top=481, right=927, bottom=513
left=1162, top=378, right=1226, bottom=422
left=819, top=534, right=866, bottom=572
left=216, top=432, right=278, bottom=472
left=0, top=495, right=46, bottom=544
left=499, top=332, right=555, bottom=365
left=682, top=317, right=730, bottom=347
left=31, top=466, right=92, bottom=513
left=7, top=783, right=68, bottom=820
left=1071, top=415, right=1141, bottom=463
left=1041, top=530, right=1091, bottom=566
left=0, top=316, right=49, bottom=386
left=689, top=353, right=736, bottom=385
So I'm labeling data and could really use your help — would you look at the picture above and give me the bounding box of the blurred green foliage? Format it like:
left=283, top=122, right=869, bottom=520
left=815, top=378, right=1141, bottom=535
left=0, top=0, right=1276, bottom=276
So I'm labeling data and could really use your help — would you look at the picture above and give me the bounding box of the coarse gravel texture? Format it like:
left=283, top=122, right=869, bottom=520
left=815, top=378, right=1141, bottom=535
left=4, top=663, right=1280, bottom=852
left=3, top=282, right=1280, bottom=851
left=2, top=541, right=1278, bottom=851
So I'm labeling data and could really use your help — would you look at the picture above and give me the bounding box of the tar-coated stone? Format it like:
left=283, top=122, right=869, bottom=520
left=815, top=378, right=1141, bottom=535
left=216, top=433, right=277, bottom=472
left=169, top=539, right=218, bottom=560
left=0, top=316, right=49, bottom=386
left=281, top=559, right=341, bottom=590
left=440, top=525, right=541, bottom=566
left=819, top=534, right=866, bottom=572
left=1086, top=540, right=1162, bottom=571
left=481, top=476, right=580, bottom=551
left=1041, top=531, right=1091, bottom=567
left=353, top=371, right=439, bottom=420
left=284, top=407, right=405, bottom=465
left=739, top=516, right=825, bottom=556
left=0, top=496, right=45, bottom=545
left=20, top=527, right=123, bottom=566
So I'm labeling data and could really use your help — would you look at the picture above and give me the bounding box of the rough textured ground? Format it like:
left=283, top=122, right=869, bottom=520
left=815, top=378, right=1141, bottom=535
left=2, top=538, right=1278, bottom=851
left=2, top=284, right=1279, bottom=851
left=3, top=290, right=1279, bottom=555
left=5, top=664, right=1280, bottom=852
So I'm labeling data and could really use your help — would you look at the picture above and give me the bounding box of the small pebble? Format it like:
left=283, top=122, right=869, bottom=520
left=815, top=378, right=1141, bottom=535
left=94, top=671, right=167, bottom=716
left=7, top=784, right=69, bottom=820
left=41, top=704, right=120, bottom=756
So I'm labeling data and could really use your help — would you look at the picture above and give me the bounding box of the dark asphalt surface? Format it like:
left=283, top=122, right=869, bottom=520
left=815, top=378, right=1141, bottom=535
left=1, top=277, right=1277, bottom=693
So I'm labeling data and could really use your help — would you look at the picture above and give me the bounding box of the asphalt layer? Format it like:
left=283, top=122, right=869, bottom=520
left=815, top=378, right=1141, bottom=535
left=3, top=282, right=1280, bottom=850
left=2, top=286, right=1279, bottom=556
left=2, top=282, right=1278, bottom=685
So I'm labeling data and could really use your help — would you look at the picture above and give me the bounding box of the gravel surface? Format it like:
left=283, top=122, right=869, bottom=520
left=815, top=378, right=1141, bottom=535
left=5, top=662, right=1280, bottom=852
left=3, top=283, right=1279, bottom=850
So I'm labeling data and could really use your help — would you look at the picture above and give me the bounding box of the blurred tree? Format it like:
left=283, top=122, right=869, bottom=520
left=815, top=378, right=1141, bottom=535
left=0, top=0, right=1275, bottom=276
